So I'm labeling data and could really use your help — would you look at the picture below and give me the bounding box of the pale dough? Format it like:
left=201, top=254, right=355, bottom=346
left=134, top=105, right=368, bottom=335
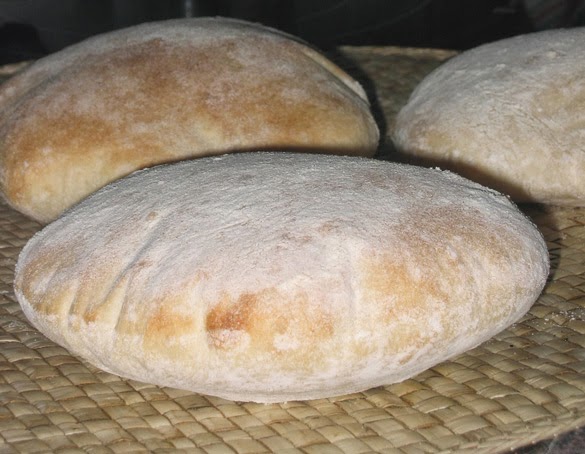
left=0, top=17, right=379, bottom=222
left=392, top=27, right=585, bottom=206
left=15, top=153, right=549, bottom=403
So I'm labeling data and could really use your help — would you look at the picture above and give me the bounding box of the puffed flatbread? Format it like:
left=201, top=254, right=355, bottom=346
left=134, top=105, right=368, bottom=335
left=15, top=153, right=549, bottom=403
left=393, top=27, right=585, bottom=206
left=0, top=17, right=378, bottom=222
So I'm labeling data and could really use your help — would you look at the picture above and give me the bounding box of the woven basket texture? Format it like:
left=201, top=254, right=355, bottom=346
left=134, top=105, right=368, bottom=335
left=1, top=48, right=585, bottom=453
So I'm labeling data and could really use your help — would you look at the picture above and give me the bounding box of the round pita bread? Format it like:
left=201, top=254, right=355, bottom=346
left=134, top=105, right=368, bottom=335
left=392, top=27, right=585, bottom=206
left=15, top=153, right=549, bottom=403
left=0, top=17, right=378, bottom=222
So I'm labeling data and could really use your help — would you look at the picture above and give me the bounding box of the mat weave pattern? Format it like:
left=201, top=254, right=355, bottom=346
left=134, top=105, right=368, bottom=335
left=2, top=49, right=585, bottom=453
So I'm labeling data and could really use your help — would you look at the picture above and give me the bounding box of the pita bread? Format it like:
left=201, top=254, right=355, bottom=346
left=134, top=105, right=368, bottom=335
left=393, top=27, right=585, bottom=206
left=0, top=17, right=379, bottom=222
left=15, top=153, right=549, bottom=403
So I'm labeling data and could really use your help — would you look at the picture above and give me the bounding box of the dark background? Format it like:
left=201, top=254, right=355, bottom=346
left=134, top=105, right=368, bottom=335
left=1, top=0, right=585, bottom=65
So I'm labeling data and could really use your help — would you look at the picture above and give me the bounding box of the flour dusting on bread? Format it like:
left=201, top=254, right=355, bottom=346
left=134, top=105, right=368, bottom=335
left=15, top=153, right=548, bottom=402
left=0, top=18, right=379, bottom=222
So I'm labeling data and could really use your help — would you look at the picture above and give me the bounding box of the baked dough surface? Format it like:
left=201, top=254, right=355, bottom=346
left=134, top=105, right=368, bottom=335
left=0, top=17, right=379, bottom=222
left=392, top=27, right=585, bottom=206
left=15, top=153, right=549, bottom=402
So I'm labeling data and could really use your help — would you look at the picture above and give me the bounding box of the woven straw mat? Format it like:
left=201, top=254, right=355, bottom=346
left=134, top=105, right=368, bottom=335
left=1, top=49, right=585, bottom=454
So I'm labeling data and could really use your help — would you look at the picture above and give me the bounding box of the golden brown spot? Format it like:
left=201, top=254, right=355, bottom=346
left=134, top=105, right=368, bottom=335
left=206, top=292, right=257, bottom=334
left=82, top=306, right=99, bottom=324
left=205, top=289, right=335, bottom=354
left=146, top=304, right=196, bottom=341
